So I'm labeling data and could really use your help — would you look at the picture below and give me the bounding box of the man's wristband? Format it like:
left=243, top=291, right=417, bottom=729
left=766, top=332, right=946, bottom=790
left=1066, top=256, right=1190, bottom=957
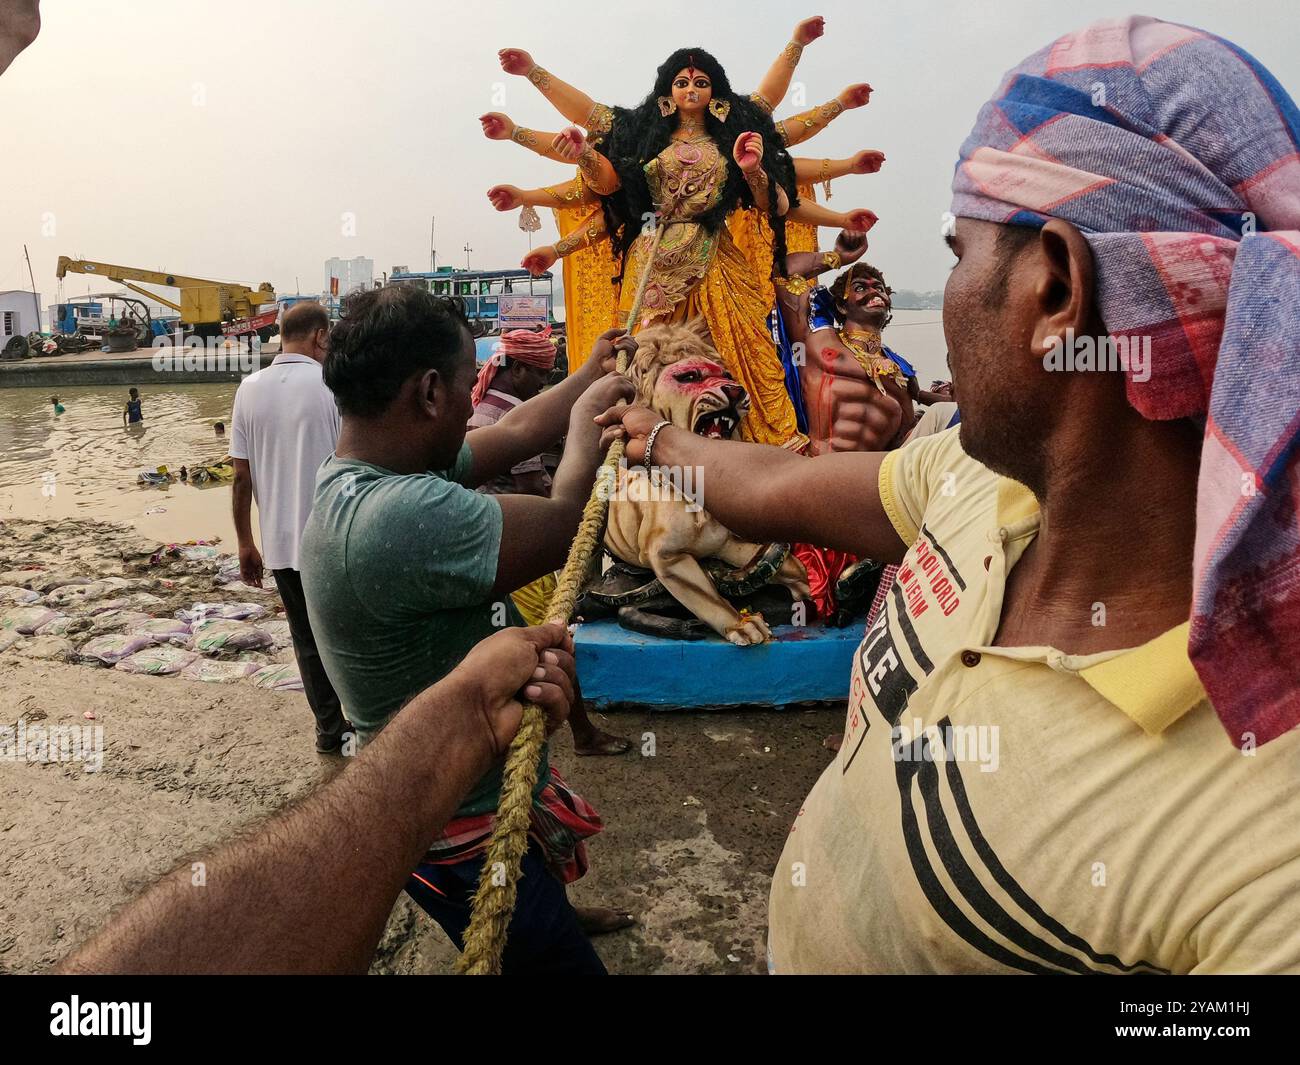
left=642, top=420, right=672, bottom=470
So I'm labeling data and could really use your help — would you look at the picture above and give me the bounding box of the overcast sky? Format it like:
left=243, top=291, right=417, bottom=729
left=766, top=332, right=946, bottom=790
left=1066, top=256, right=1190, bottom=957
left=2, top=0, right=1297, bottom=308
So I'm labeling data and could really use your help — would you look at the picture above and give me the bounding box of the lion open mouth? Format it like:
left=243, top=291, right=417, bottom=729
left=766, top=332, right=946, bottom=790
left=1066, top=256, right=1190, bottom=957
left=693, top=409, right=739, bottom=439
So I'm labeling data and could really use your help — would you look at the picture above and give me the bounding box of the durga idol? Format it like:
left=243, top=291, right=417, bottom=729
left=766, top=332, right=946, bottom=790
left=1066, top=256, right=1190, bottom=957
left=497, top=36, right=875, bottom=449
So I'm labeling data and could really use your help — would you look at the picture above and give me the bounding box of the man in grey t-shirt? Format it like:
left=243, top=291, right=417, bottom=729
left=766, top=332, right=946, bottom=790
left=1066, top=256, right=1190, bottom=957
left=302, top=286, right=635, bottom=972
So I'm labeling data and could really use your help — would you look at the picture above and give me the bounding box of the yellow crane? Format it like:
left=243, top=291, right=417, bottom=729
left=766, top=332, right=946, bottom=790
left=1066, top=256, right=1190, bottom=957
left=56, top=256, right=277, bottom=338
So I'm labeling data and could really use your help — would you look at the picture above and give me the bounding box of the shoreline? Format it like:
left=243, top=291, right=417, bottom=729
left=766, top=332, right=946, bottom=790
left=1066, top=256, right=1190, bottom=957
left=0, top=344, right=281, bottom=389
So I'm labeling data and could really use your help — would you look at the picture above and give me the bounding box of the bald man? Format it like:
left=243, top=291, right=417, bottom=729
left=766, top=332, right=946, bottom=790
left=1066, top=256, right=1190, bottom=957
left=231, top=302, right=347, bottom=752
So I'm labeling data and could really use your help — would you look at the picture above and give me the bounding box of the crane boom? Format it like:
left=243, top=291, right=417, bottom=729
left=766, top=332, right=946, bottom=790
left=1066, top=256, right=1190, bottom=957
left=56, top=255, right=276, bottom=335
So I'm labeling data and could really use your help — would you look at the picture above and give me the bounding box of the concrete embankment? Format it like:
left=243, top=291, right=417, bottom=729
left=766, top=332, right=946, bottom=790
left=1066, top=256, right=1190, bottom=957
left=0, top=346, right=275, bottom=388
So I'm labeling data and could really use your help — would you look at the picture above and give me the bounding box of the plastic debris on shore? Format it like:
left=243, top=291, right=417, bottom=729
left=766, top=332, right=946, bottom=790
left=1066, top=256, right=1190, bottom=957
left=147, top=540, right=222, bottom=567
left=214, top=557, right=277, bottom=594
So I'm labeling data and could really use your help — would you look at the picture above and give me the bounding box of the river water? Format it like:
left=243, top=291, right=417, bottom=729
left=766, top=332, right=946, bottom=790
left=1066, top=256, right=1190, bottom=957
left=0, top=381, right=252, bottom=545
left=0, top=311, right=948, bottom=544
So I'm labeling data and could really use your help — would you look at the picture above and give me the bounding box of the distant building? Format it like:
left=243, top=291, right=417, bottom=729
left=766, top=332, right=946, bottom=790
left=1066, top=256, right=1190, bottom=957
left=324, top=256, right=373, bottom=296
left=0, top=290, right=41, bottom=338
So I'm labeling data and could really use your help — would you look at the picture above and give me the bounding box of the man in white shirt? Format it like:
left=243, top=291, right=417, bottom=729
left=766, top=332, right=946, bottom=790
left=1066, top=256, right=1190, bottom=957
left=231, top=302, right=346, bottom=752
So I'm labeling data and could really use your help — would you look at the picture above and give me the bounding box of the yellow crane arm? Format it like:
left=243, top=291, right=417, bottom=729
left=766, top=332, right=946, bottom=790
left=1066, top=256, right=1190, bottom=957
left=59, top=255, right=223, bottom=289
left=115, top=280, right=183, bottom=314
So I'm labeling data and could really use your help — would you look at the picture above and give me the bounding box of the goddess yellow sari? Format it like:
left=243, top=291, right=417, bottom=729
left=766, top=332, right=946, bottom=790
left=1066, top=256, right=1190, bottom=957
left=614, top=134, right=803, bottom=448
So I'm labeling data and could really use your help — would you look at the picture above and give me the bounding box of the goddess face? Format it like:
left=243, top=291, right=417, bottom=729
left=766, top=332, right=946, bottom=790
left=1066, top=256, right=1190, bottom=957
left=671, top=67, right=713, bottom=115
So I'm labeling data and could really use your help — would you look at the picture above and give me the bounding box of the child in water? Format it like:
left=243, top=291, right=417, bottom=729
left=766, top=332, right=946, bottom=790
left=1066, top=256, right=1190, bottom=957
left=123, top=387, right=143, bottom=427
left=50, top=396, right=64, bottom=415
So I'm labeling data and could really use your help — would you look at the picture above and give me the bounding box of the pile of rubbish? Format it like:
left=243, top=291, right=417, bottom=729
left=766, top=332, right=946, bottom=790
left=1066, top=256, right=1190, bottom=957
left=1, top=332, right=99, bottom=361
left=136, top=462, right=235, bottom=488
left=0, top=545, right=301, bottom=691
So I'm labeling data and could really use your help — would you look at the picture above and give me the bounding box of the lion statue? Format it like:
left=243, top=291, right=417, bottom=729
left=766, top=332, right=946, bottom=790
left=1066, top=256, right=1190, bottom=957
left=587, top=319, right=811, bottom=646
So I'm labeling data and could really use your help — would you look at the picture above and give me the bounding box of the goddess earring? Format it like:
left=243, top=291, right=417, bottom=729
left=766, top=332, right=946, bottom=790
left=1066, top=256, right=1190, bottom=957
left=708, top=98, right=731, bottom=122
left=657, top=96, right=677, bottom=117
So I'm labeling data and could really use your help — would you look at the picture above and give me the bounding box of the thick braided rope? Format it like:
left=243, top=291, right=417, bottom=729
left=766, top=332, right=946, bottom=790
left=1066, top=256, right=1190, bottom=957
left=457, top=222, right=663, bottom=975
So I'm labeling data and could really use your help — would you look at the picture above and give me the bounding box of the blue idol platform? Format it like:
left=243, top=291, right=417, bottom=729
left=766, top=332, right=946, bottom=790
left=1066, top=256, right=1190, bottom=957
left=574, top=618, right=861, bottom=710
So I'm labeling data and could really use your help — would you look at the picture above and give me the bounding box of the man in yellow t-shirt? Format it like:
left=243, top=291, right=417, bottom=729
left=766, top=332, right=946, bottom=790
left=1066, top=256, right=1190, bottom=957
left=771, top=427, right=1300, bottom=973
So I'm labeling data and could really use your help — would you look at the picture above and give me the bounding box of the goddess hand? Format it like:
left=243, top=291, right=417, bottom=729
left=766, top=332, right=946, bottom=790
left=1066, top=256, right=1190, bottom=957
left=498, top=48, right=534, bottom=76
left=793, top=16, right=825, bottom=46
left=842, top=208, right=879, bottom=233
left=522, top=246, right=558, bottom=276
left=479, top=112, right=515, bottom=140
left=552, top=126, right=587, bottom=161
left=850, top=149, right=886, bottom=174
left=733, top=132, right=764, bottom=174
left=487, top=185, right=523, bottom=211
left=837, top=83, right=873, bottom=109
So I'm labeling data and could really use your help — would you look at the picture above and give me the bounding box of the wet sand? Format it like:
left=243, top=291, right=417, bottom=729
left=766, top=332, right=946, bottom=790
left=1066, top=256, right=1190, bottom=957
left=0, top=515, right=842, bottom=974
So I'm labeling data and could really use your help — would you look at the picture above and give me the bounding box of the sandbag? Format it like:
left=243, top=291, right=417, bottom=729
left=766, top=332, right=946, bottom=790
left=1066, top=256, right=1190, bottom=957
left=2, top=606, right=63, bottom=635
left=79, top=633, right=155, bottom=666
left=89, top=609, right=153, bottom=634
left=181, top=659, right=262, bottom=684
left=189, top=618, right=274, bottom=654
left=176, top=602, right=268, bottom=624
left=128, top=618, right=191, bottom=642
left=45, top=577, right=130, bottom=607
left=34, top=615, right=75, bottom=636
left=116, top=645, right=199, bottom=676
left=249, top=662, right=304, bottom=691
left=260, top=618, right=293, bottom=650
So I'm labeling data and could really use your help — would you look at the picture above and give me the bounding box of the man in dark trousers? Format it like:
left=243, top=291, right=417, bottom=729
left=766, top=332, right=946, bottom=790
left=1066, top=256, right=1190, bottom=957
left=231, top=301, right=348, bottom=752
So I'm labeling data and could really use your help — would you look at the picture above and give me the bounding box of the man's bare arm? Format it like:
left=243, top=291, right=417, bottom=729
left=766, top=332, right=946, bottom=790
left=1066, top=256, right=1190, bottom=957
left=58, top=624, right=577, bottom=975
left=490, top=373, right=631, bottom=596
left=603, top=408, right=907, bottom=564
left=230, top=458, right=262, bottom=587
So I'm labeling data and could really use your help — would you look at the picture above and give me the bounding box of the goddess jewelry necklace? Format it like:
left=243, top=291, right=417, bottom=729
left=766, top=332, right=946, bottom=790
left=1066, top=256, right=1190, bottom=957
left=673, top=113, right=706, bottom=138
